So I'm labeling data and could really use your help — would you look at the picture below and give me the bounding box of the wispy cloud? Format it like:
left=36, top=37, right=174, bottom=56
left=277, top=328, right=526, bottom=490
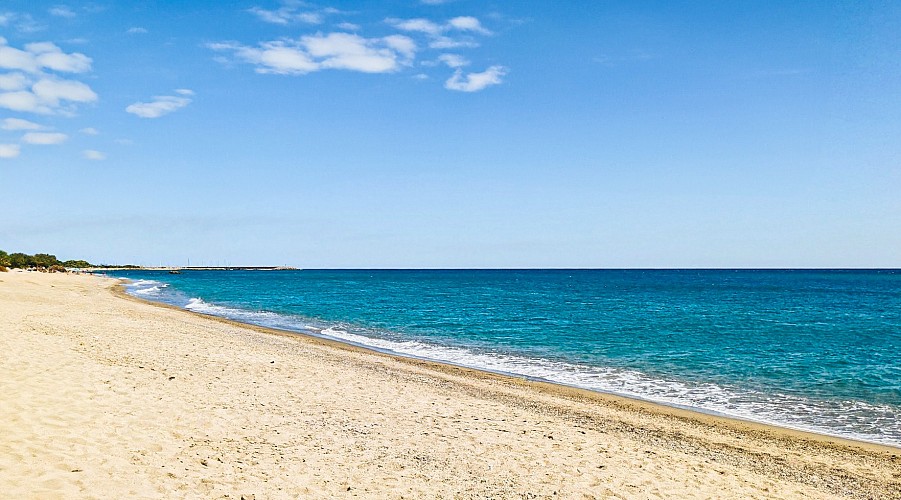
left=127, top=27, right=148, bottom=35
left=2, top=117, right=43, bottom=130
left=49, top=6, right=76, bottom=18
left=438, top=53, right=468, bottom=68
left=0, top=143, right=20, bottom=158
left=22, top=131, right=68, bottom=145
left=445, top=65, right=506, bottom=92
left=248, top=4, right=326, bottom=25
left=0, top=39, right=92, bottom=73
left=0, top=12, right=43, bottom=33
left=209, top=33, right=416, bottom=75
left=125, top=90, right=193, bottom=118
left=446, top=16, right=490, bottom=34
left=79, top=126, right=98, bottom=135
left=386, top=15, right=491, bottom=49
left=82, top=149, right=105, bottom=160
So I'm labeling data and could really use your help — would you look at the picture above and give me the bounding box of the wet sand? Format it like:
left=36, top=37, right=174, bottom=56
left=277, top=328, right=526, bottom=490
left=1, top=270, right=898, bottom=499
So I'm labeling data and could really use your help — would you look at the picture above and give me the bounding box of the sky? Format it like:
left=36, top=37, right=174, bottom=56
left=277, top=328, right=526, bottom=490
left=0, top=1, right=899, bottom=268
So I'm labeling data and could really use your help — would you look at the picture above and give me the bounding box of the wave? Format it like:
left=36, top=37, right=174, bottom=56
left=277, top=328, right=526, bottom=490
left=127, top=279, right=170, bottom=297
left=123, top=282, right=901, bottom=448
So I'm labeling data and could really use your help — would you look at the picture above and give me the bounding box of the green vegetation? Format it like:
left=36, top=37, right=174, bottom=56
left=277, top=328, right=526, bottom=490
left=62, top=260, right=93, bottom=268
left=0, top=250, right=95, bottom=270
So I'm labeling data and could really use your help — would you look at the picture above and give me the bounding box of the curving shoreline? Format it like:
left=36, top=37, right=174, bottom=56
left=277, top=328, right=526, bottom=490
left=1, top=270, right=899, bottom=498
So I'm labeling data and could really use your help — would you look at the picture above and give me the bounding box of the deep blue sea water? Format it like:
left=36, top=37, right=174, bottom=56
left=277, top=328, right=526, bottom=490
left=106, top=269, right=901, bottom=447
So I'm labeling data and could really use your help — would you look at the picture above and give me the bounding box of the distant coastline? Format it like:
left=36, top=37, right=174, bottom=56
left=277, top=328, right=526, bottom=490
left=89, top=266, right=300, bottom=271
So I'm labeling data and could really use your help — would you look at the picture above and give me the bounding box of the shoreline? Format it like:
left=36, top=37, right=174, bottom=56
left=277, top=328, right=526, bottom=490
left=115, top=276, right=899, bottom=453
left=3, top=271, right=899, bottom=498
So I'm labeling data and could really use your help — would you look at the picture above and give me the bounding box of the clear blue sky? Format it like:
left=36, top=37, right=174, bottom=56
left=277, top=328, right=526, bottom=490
left=1, top=1, right=899, bottom=267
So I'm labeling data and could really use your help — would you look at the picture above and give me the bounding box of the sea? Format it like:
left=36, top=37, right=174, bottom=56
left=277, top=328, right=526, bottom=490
left=104, top=269, right=901, bottom=447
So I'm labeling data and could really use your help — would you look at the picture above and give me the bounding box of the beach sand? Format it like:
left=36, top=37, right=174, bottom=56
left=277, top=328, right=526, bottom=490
left=0, top=271, right=898, bottom=499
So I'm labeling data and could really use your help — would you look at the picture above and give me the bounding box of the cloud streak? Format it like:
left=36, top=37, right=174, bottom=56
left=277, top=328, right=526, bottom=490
left=248, top=6, right=324, bottom=25
left=22, top=131, right=68, bottom=144
left=82, top=149, right=105, bottom=160
left=209, top=33, right=416, bottom=75
left=387, top=15, right=490, bottom=49
left=0, top=143, right=20, bottom=158
left=445, top=65, right=506, bottom=92
left=126, top=90, right=193, bottom=118
left=2, top=117, right=43, bottom=130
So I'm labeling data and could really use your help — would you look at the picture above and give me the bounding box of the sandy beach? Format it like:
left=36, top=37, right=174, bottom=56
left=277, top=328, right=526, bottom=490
left=0, top=271, right=898, bottom=499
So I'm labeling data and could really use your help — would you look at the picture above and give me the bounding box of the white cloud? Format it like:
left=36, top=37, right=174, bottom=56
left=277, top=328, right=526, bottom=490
left=30, top=43, right=92, bottom=72
left=221, top=41, right=318, bottom=74
left=387, top=16, right=489, bottom=50
left=0, top=91, right=44, bottom=112
left=428, top=36, right=479, bottom=49
left=49, top=6, right=76, bottom=18
left=22, top=131, right=68, bottom=145
left=0, top=143, right=20, bottom=158
left=421, top=0, right=453, bottom=4
left=0, top=39, right=96, bottom=114
left=390, top=15, right=490, bottom=35
left=445, top=65, right=506, bottom=92
left=209, top=33, right=416, bottom=75
left=248, top=6, right=323, bottom=25
left=2, top=117, right=43, bottom=130
left=0, top=13, right=42, bottom=33
left=82, top=149, right=105, bottom=160
left=305, top=33, right=410, bottom=72
left=127, top=27, right=148, bottom=34
left=447, top=16, right=490, bottom=34
left=79, top=127, right=98, bottom=135
left=438, top=53, right=468, bottom=68
left=32, top=78, right=97, bottom=104
left=126, top=91, right=192, bottom=118
left=0, top=72, right=28, bottom=90
left=382, top=35, right=417, bottom=60
left=0, top=43, right=39, bottom=73
left=337, top=22, right=360, bottom=31
left=0, top=77, right=97, bottom=114
left=0, top=40, right=92, bottom=73
left=388, top=18, right=443, bottom=36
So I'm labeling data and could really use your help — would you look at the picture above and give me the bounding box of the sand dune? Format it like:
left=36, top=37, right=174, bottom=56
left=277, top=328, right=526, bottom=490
left=0, top=271, right=898, bottom=499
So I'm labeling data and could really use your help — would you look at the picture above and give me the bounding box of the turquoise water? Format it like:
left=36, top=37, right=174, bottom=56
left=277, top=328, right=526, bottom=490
left=108, top=269, right=901, bottom=447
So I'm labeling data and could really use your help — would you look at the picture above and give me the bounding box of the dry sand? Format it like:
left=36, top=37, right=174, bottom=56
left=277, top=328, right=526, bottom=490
left=0, top=271, right=898, bottom=499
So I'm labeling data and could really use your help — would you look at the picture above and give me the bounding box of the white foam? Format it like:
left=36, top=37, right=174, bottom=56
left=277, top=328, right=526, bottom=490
left=128, top=279, right=170, bottom=297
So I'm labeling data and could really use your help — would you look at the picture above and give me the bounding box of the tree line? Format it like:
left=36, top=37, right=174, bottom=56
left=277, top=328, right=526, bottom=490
left=0, top=250, right=93, bottom=270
